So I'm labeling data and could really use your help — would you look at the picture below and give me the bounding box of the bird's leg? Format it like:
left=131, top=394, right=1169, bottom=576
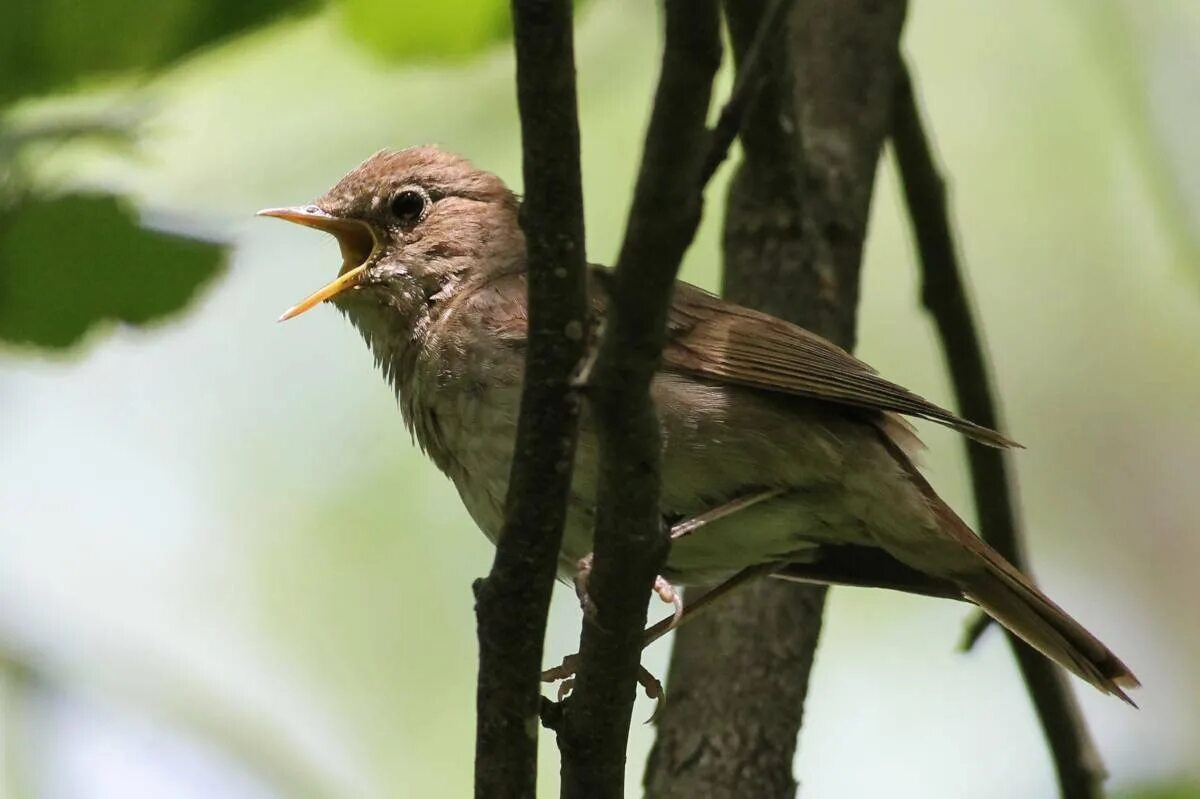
left=575, top=552, right=679, bottom=627
left=541, top=562, right=778, bottom=716
left=642, top=562, right=779, bottom=647
left=653, top=575, right=685, bottom=629
left=668, top=487, right=787, bottom=541
left=640, top=487, right=788, bottom=635
left=545, top=490, right=788, bottom=708
left=572, top=554, right=600, bottom=624
left=576, top=488, right=787, bottom=629
left=571, top=317, right=603, bottom=389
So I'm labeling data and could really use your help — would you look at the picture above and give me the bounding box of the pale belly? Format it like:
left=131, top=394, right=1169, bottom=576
left=438, top=372, right=924, bottom=586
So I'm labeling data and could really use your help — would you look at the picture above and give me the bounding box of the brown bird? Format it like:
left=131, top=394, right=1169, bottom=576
left=260, top=146, right=1138, bottom=703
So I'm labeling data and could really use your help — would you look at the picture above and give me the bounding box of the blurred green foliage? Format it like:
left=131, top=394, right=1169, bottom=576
left=338, top=0, right=510, bottom=60
left=1063, top=0, right=1200, bottom=281
left=0, top=0, right=316, bottom=103
left=0, top=195, right=224, bottom=347
left=0, top=0, right=317, bottom=350
left=0, top=0, right=540, bottom=351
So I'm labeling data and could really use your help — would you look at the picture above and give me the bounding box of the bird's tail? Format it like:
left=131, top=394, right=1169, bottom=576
left=922, top=486, right=1140, bottom=704
left=876, top=427, right=1140, bottom=704
left=957, top=542, right=1140, bottom=704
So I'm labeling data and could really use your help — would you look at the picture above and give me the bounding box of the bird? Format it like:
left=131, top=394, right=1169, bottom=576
left=259, top=145, right=1139, bottom=703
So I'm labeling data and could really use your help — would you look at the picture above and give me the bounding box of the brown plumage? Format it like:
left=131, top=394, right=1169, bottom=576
left=658, top=277, right=1019, bottom=448
left=262, top=146, right=1138, bottom=703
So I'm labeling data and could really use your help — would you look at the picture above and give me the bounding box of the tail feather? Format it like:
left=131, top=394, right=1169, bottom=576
left=874, top=425, right=1140, bottom=704
left=960, top=556, right=1140, bottom=705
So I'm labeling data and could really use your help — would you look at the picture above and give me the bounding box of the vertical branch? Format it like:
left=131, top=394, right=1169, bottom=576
left=890, top=60, right=1106, bottom=799
left=473, top=0, right=588, bottom=795
left=555, top=2, right=722, bottom=797
left=645, top=1, right=908, bottom=795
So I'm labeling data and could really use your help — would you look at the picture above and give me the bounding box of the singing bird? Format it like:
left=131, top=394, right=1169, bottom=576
left=261, top=146, right=1138, bottom=702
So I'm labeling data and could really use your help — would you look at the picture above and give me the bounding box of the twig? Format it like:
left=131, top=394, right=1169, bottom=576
left=555, top=2, right=721, bottom=796
left=698, top=0, right=796, bottom=185
left=473, top=0, right=588, bottom=796
left=957, top=606, right=994, bottom=651
left=890, top=57, right=1106, bottom=799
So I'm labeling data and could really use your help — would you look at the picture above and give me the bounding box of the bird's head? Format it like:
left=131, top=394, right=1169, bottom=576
left=260, top=146, right=521, bottom=321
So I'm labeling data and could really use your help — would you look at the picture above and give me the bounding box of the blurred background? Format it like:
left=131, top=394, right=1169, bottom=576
left=1, top=0, right=1198, bottom=796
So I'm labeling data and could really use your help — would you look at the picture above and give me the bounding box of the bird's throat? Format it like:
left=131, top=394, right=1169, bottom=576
left=335, top=284, right=431, bottom=401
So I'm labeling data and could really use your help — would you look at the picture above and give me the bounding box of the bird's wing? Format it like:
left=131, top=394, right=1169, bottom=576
left=656, top=277, right=1017, bottom=448
left=485, top=268, right=1015, bottom=448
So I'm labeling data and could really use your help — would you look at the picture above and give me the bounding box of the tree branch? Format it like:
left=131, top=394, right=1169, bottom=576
left=473, top=1, right=588, bottom=795
left=646, top=1, right=908, bottom=795
left=698, top=0, right=794, bottom=186
left=555, top=3, right=721, bottom=796
left=890, top=58, right=1106, bottom=799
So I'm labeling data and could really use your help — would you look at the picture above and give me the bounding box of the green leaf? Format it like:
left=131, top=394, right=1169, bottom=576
left=0, top=194, right=226, bottom=349
left=338, top=0, right=511, bottom=60
left=0, top=0, right=318, bottom=104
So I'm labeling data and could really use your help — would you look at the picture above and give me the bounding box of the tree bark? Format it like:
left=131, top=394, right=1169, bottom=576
left=474, top=1, right=588, bottom=795
left=556, top=3, right=722, bottom=796
left=645, top=1, right=908, bottom=795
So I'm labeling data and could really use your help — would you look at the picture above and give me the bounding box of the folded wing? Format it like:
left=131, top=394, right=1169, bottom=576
left=659, top=279, right=1017, bottom=448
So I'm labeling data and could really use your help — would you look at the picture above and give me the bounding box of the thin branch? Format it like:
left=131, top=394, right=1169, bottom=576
left=473, top=0, right=588, bottom=795
left=698, top=0, right=796, bottom=185
left=958, top=606, right=994, bottom=651
left=890, top=58, right=1106, bottom=799
left=555, top=2, right=721, bottom=796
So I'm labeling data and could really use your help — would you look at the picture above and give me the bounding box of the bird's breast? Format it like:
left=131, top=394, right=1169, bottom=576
left=410, top=369, right=523, bottom=543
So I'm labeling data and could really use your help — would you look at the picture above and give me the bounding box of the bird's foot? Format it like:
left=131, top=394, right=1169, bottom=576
left=541, top=654, right=664, bottom=721
left=541, top=653, right=580, bottom=702
left=653, top=575, right=685, bottom=630
left=639, top=667, right=665, bottom=723
left=577, top=554, right=681, bottom=631
left=573, top=555, right=601, bottom=625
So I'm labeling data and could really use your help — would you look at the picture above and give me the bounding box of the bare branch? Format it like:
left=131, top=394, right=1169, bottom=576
left=890, top=59, right=1106, bottom=799
left=555, top=2, right=722, bottom=796
left=473, top=0, right=588, bottom=795
left=698, top=0, right=796, bottom=185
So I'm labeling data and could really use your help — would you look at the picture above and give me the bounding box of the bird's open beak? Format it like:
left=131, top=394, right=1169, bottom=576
left=257, top=206, right=380, bottom=321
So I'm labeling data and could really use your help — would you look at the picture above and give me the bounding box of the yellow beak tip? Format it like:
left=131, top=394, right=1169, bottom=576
left=277, top=302, right=314, bottom=322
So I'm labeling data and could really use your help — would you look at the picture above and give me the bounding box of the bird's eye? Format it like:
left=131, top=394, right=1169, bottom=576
left=389, top=189, right=428, bottom=224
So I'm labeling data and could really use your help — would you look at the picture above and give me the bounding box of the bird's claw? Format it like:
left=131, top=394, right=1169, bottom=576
left=541, top=653, right=665, bottom=720
left=547, top=566, right=678, bottom=718
left=573, top=555, right=605, bottom=627
left=653, top=575, right=685, bottom=629
left=639, top=665, right=665, bottom=723
left=541, top=653, right=579, bottom=699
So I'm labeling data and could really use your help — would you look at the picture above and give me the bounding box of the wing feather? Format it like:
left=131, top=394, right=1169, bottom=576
left=660, top=278, right=1018, bottom=448
left=484, top=268, right=1018, bottom=449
